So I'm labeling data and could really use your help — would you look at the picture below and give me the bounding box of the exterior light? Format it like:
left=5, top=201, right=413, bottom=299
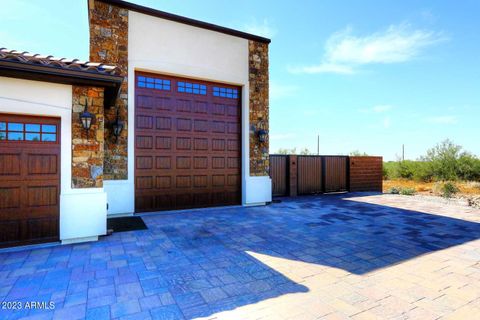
left=256, top=118, right=268, bottom=143
left=112, top=107, right=124, bottom=143
left=80, top=100, right=95, bottom=137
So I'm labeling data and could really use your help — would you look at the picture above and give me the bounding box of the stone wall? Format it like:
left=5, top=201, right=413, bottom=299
left=349, top=156, right=383, bottom=192
left=249, top=40, right=270, bottom=176
left=89, top=0, right=128, bottom=180
left=72, top=86, right=105, bottom=188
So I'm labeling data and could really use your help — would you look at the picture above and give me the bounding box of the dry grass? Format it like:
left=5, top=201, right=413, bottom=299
left=383, top=179, right=480, bottom=196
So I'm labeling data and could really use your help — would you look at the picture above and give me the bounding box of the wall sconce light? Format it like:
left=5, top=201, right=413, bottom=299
left=112, top=107, right=124, bottom=143
left=80, top=100, right=95, bottom=137
left=256, top=118, right=268, bottom=143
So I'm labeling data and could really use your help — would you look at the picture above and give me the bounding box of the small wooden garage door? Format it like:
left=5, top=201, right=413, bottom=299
left=0, top=114, right=60, bottom=248
left=135, top=72, right=241, bottom=212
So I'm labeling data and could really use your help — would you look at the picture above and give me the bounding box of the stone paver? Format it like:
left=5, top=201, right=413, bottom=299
left=1, top=193, right=479, bottom=319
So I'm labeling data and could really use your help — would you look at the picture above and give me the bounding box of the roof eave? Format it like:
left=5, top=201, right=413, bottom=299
left=95, top=0, right=271, bottom=44
left=0, top=60, right=124, bottom=106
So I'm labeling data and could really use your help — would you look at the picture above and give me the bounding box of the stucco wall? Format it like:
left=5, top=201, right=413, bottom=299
left=0, top=77, right=107, bottom=242
left=89, top=1, right=272, bottom=212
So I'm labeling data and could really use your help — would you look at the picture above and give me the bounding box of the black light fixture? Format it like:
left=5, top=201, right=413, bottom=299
left=80, top=99, right=95, bottom=137
left=112, top=107, right=124, bottom=143
left=256, top=117, right=268, bottom=143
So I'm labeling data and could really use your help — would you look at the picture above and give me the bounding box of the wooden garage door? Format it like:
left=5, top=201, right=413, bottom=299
left=135, top=72, right=241, bottom=212
left=0, top=114, right=60, bottom=248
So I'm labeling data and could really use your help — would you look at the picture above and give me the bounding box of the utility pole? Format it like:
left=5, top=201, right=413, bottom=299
left=317, top=135, right=320, bottom=155
left=402, top=144, right=405, bottom=161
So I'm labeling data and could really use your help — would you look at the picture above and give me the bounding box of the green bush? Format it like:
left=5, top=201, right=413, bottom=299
left=434, top=181, right=459, bottom=198
left=399, top=187, right=416, bottom=196
left=383, top=140, right=480, bottom=183
left=387, top=186, right=401, bottom=194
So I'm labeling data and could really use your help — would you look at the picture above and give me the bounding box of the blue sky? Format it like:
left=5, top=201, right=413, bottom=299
left=1, top=0, right=479, bottom=160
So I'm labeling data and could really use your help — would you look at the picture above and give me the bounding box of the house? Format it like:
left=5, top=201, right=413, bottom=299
left=0, top=0, right=271, bottom=248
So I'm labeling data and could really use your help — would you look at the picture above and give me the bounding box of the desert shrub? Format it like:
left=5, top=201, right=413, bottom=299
left=457, top=154, right=480, bottom=181
left=396, top=160, right=416, bottom=179
left=384, top=140, right=480, bottom=183
left=387, top=186, right=401, bottom=194
left=412, top=161, right=434, bottom=182
left=434, top=181, right=459, bottom=198
left=422, top=140, right=462, bottom=181
left=383, top=162, right=397, bottom=180
left=399, top=187, right=416, bottom=196
left=350, top=150, right=369, bottom=156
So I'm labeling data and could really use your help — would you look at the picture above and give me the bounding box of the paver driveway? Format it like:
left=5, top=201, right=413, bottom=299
left=1, top=193, right=480, bottom=320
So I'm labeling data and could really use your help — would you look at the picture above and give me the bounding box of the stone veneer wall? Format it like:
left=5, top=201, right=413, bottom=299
left=89, top=0, right=128, bottom=180
left=72, top=86, right=105, bottom=188
left=249, top=40, right=270, bottom=176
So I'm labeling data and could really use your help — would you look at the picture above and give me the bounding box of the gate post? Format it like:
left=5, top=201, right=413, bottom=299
left=289, top=155, right=297, bottom=197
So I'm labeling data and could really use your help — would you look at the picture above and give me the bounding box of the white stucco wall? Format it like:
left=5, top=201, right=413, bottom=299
left=0, top=77, right=106, bottom=243
left=104, top=11, right=271, bottom=214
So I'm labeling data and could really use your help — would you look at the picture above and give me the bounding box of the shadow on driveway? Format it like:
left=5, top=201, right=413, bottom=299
left=1, top=193, right=479, bottom=319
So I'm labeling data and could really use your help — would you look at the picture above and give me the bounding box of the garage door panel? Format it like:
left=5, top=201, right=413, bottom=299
left=156, top=176, right=172, bottom=189
left=193, top=138, right=208, bottom=151
left=0, top=153, right=21, bottom=177
left=27, top=218, right=58, bottom=240
left=193, top=157, right=208, bottom=169
left=135, top=72, right=241, bottom=212
left=0, top=186, right=21, bottom=210
left=136, top=136, right=154, bottom=149
left=136, top=115, right=154, bottom=129
left=27, top=153, right=58, bottom=175
left=157, top=117, right=173, bottom=130
left=176, top=99, right=192, bottom=113
left=0, top=221, right=20, bottom=243
left=136, top=195, right=155, bottom=211
left=194, top=119, right=209, bottom=132
left=26, top=185, right=58, bottom=208
left=156, top=137, right=173, bottom=150
left=0, top=114, right=60, bottom=247
left=176, top=137, right=192, bottom=150
left=193, top=101, right=208, bottom=114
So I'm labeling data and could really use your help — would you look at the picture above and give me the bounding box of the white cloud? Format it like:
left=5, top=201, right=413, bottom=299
left=289, top=23, right=447, bottom=74
left=360, top=104, right=393, bottom=113
left=244, top=19, right=277, bottom=39
left=373, top=105, right=393, bottom=113
left=383, top=116, right=392, bottom=128
left=288, top=63, right=354, bottom=75
left=269, top=82, right=298, bottom=100
left=427, top=115, right=458, bottom=124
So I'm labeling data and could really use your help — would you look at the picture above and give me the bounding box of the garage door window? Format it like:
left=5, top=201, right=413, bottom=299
left=0, top=122, right=5, bottom=140
left=178, top=81, right=207, bottom=95
left=0, top=120, right=57, bottom=142
left=137, top=76, right=171, bottom=91
left=213, top=86, right=238, bottom=99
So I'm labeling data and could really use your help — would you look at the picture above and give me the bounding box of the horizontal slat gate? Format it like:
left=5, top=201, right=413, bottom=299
left=324, top=156, right=348, bottom=192
left=297, top=156, right=323, bottom=194
left=270, top=155, right=288, bottom=197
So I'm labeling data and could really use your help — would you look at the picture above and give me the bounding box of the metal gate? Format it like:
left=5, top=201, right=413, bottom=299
left=324, top=156, right=348, bottom=192
left=297, top=156, right=323, bottom=194
left=270, top=155, right=288, bottom=196
left=269, top=155, right=349, bottom=196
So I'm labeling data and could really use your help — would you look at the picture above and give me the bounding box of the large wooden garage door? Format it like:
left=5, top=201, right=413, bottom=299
left=0, top=114, right=60, bottom=248
left=135, top=72, right=241, bottom=212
